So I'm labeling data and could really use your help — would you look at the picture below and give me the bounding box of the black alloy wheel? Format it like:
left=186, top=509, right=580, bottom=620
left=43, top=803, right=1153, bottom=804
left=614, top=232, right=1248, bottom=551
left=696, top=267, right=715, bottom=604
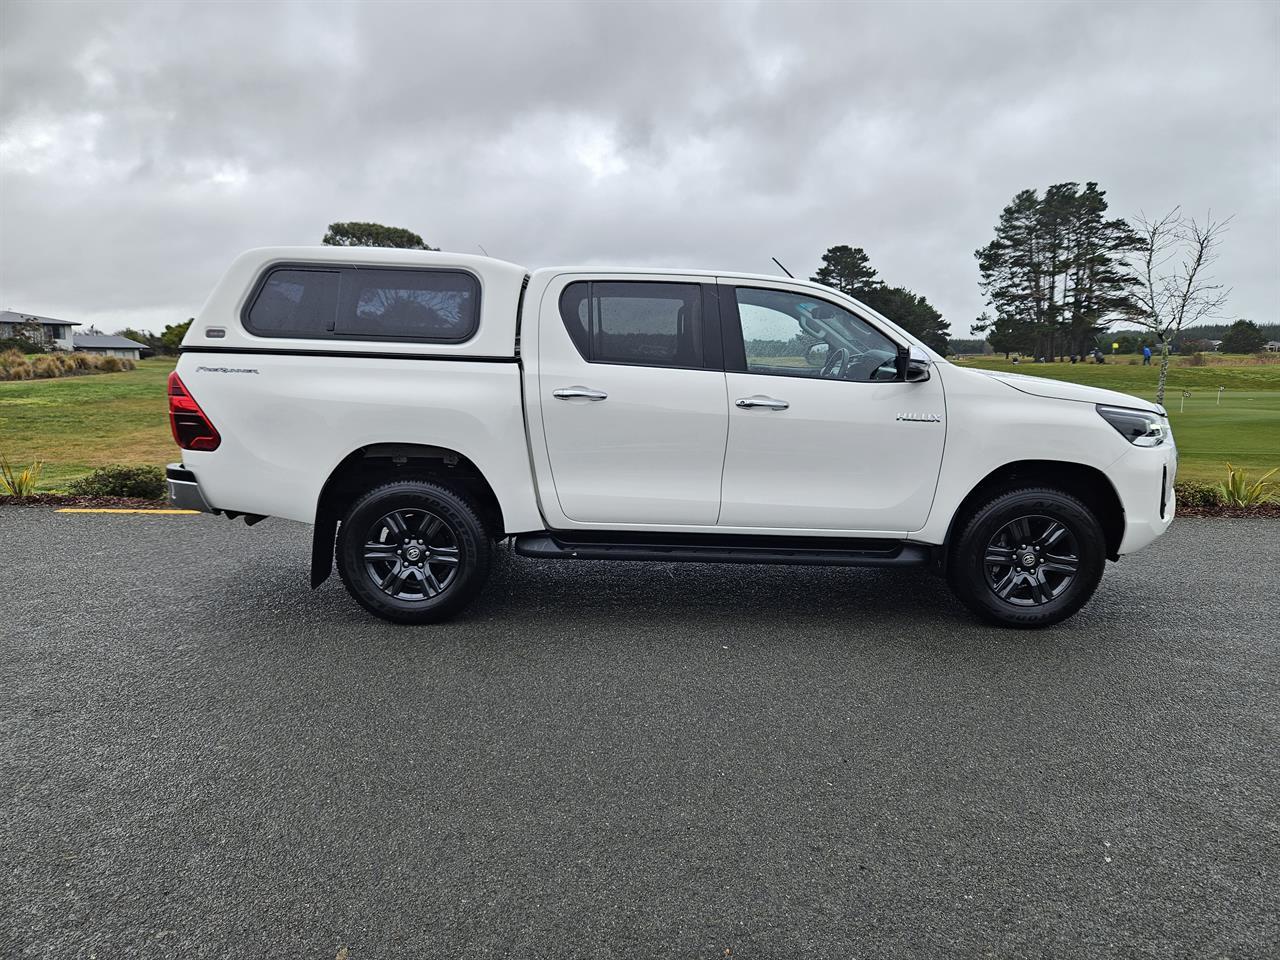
left=983, top=515, right=1080, bottom=607
left=336, top=481, right=492, bottom=624
left=948, top=487, right=1106, bottom=628
left=362, top=507, right=461, bottom=601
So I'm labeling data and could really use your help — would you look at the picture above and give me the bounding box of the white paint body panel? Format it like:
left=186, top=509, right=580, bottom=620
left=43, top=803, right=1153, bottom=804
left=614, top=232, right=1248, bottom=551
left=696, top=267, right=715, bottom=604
left=908, top=362, right=1176, bottom=553
left=534, top=272, right=728, bottom=526
left=180, top=248, right=1175, bottom=558
left=720, top=371, right=945, bottom=531
left=178, top=354, right=543, bottom=530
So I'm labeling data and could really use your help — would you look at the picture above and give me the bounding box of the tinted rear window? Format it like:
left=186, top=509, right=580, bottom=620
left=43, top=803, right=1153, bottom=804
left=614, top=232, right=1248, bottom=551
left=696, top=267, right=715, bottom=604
left=558, top=280, right=703, bottom=369
left=245, top=269, right=340, bottom=336
left=336, top=269, right=478, bottom=341
left=244, top=265, right=480, bottom=342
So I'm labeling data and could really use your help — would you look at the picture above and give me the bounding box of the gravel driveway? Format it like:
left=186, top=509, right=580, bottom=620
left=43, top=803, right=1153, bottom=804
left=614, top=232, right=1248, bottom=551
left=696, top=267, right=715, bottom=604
left=3, top=508, right=1276, bottom=958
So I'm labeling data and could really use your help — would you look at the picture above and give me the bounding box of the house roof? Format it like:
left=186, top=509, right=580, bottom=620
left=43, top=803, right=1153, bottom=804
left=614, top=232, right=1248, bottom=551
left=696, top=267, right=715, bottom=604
left=72, top=334, right=147, bottom=349
left=0, top=309, right=81, bottom=327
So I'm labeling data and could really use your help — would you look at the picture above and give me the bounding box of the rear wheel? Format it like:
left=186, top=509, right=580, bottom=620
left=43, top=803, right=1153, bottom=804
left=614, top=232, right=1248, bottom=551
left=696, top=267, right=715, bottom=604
left=336, top=480, right=492, bottom=624
left=948, top=487, right=1106, bottom=628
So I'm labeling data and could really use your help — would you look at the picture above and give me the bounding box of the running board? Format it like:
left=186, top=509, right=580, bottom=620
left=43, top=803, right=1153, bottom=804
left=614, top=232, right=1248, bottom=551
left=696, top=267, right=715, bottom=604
left=513, top=532, right=930, bottom=568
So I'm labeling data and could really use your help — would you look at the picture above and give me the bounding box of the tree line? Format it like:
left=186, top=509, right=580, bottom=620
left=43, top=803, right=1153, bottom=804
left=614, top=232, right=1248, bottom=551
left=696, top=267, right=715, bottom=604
left=108, top=320, right=192, bottom=356
left=973, top=183, right=1234, bottom=401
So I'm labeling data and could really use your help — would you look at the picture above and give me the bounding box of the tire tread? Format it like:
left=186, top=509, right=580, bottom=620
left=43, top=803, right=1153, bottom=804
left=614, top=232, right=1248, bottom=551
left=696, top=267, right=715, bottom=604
left=948, top=486, right=1106, bottom=629
left=336, top=480, right=492, bottom=625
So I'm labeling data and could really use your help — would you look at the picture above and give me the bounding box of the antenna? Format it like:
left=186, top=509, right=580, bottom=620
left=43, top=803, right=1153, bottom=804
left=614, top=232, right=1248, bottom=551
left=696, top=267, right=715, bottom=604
left=477, top=244, right=490, bottom=257
left=771, top=257, right=794, bottom=279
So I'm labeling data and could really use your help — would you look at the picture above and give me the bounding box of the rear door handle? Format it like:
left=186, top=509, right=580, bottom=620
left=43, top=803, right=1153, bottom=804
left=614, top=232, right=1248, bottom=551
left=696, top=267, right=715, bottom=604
left=735, top=395, right=789, bottom=410
left=553, top=386, right=608, bottom=401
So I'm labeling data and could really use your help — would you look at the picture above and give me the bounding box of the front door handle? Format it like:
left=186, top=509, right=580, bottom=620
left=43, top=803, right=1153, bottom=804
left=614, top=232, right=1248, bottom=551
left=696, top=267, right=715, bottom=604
left=553, top=386, right=608, bottom=401
left=735, top=395, right=789, bottom=410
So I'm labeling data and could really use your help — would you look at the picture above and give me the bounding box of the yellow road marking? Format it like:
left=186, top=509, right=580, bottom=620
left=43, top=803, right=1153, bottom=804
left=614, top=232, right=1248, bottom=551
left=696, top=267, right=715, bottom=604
left=55, top=508, right=200, bottom=515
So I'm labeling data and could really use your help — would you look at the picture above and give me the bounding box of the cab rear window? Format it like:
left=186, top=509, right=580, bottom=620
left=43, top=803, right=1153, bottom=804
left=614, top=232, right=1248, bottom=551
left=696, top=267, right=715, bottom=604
left=244, top=265, right=480, bottom=342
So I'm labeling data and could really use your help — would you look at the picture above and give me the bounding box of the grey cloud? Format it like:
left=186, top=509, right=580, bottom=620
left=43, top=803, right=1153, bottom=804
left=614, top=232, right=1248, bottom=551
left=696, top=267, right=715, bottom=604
left=1, top=0, right=1276, bottom=334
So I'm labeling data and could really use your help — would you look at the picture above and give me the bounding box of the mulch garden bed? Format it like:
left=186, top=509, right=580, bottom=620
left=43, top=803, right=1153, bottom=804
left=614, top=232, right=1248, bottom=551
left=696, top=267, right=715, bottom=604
left=1175, top=502, right=1280, bottom=519
left=0, top=494, right=172, bottom=509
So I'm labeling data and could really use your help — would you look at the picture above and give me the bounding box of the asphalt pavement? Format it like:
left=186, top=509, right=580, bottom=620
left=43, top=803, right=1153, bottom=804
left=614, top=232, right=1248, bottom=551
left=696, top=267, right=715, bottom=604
left=2, top=507, right=1276, bottom=959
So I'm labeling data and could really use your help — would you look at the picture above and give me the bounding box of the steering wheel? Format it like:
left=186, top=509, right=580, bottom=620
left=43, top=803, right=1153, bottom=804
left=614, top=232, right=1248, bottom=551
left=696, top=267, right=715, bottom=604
left=820, top=347, right=849, bottom=380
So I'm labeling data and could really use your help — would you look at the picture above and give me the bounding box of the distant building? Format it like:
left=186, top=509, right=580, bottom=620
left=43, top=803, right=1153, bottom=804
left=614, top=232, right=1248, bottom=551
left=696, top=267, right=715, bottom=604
left=0, top=310, right=79, bottom=351
left=72, top=333, right=146, bottom=360
left=1266, top=341, right=1280, bottom=353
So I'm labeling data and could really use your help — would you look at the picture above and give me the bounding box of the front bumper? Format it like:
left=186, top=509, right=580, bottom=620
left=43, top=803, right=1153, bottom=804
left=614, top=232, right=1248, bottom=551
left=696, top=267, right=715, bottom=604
left=167, top=463, right=214, bottom=513
left=1113, top=441, right=1178, bottom=555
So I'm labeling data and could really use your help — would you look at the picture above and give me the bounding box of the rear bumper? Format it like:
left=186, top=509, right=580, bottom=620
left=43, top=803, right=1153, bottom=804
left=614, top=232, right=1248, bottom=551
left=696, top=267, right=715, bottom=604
left=167, top=463, right=214, bottom=513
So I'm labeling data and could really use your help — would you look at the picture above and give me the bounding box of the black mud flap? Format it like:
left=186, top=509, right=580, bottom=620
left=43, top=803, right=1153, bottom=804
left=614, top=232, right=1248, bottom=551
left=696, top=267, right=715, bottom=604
left=310, top=515, right=338, bottom=589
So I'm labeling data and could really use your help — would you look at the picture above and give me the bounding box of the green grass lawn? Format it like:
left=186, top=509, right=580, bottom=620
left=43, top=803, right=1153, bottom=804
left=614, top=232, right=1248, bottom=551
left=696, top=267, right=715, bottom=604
left=1, top=353, right=1275, bottom=492
left=0, top=357, right=179, bottom=491
left=952, top=356, right=1280, bottom=483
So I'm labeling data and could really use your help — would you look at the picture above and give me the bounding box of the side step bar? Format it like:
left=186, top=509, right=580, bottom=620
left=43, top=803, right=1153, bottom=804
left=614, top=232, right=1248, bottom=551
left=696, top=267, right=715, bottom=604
left=513, top=532, right=930, bottom=568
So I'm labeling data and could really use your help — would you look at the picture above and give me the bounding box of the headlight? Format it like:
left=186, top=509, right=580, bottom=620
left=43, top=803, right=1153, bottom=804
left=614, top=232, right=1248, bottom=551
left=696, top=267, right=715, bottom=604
left=1096, top=404, right=1168, bottom=447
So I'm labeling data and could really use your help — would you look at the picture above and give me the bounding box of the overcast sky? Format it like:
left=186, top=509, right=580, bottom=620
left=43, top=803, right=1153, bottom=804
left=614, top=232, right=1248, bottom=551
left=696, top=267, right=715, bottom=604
left=1, top=0, right=1276, bottom=336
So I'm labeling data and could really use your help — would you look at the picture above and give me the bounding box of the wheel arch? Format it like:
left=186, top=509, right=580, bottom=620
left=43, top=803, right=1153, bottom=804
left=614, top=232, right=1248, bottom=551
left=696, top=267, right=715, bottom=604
left=310, top=443, right=505, bottom=588
left=942, top=460, right=1125, bottom=567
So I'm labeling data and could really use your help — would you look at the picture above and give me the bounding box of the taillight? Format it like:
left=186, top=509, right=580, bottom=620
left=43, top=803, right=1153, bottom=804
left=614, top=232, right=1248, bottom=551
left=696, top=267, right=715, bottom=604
left=168, top=371, right=221, bottom=451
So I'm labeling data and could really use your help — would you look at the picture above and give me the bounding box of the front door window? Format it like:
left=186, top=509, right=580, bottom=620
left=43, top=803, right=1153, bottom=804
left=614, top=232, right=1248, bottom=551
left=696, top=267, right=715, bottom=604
left=735, top=287, right=899, bottom=382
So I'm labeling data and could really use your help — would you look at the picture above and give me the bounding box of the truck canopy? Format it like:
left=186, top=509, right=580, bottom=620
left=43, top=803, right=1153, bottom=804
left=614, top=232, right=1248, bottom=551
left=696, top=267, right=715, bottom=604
left=189, top=247, right=530, bottom=358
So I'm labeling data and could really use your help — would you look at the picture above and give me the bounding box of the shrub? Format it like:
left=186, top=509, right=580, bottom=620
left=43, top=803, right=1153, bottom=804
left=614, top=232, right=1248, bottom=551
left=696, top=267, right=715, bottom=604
left=0, top=351, right=140, bottom=379
left=1174, top=480, right=1223, bottom=510
left=1219, top=463, right=1278, bottom=507
left=0, top=455, right=43, bottom=495
left=67, top=464, right=167, bottom=500
left=0, top=358, right=32, bottom=381
left=1183, top=352, right=1207, bottom=367
left=31, top=355, right=61, bottom=378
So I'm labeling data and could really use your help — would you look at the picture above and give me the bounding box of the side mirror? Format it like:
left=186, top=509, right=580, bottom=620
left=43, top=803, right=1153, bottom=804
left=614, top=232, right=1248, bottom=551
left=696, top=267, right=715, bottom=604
left=896, top=344, right=932, bottom=382
left=805, top=342, right=830, bottom=367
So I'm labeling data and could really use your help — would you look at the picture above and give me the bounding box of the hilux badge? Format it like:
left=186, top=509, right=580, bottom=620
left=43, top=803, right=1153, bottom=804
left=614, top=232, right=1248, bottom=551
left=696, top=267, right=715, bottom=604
left=896, top=412, right=942, bottom=422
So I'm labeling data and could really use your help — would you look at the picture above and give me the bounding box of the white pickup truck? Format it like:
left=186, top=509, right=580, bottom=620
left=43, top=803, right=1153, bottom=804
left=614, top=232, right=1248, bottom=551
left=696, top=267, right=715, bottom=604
left=168, top=247, right=1176, bottom=628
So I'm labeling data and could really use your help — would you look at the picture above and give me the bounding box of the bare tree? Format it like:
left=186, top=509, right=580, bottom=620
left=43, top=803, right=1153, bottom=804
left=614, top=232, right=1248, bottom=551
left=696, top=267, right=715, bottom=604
left=1127, top=209, right=1232, bottom=405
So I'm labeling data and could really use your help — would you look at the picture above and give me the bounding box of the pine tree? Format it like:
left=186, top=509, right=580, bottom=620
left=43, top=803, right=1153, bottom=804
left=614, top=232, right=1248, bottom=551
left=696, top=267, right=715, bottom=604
left=976, top=183, right=1136, bottom=359
left=812, top=245, right=882, bottom=296
left=975, top=189, right=1044, bottom=355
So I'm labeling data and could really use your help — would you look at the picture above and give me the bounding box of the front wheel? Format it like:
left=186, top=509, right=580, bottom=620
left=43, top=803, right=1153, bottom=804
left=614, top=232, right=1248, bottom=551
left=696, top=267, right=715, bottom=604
left=336, top=480, right=492, bottom=624
left=948, top=487, right=1107, bottom=628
